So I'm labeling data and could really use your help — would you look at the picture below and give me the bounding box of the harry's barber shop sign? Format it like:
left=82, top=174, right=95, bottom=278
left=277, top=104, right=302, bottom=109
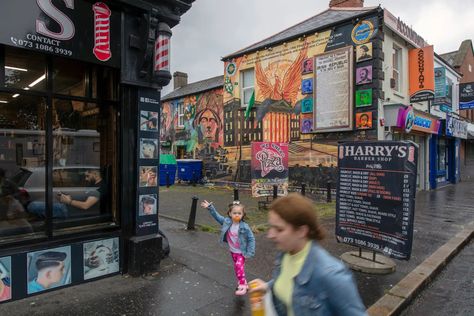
left=0, top=0, right=120, bottom=67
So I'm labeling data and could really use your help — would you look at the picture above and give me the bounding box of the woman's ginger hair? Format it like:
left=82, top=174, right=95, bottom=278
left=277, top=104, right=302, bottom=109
left=269, top=193, right=325, bottom=240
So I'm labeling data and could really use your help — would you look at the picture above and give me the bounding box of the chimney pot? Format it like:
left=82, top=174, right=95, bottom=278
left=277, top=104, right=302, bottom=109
left=173, top=71, right=188, bottom=90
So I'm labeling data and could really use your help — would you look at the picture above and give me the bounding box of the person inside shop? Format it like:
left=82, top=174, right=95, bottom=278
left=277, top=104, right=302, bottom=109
left=28, top=251, right=67, bottom=293
left=249, top=193, right=366, bottom=315
left=27, top=168, right=106, bottom=218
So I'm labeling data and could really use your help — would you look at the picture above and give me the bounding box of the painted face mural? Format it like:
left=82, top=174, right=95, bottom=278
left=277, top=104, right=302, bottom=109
left=198, top=109, right=219, bottom=142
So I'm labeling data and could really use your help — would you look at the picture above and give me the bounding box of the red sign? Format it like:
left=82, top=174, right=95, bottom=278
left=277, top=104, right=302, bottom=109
left=92, top=2, right=112, bottom=62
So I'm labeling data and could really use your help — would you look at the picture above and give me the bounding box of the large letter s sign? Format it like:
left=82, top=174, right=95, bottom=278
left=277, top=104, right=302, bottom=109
left=36, top=0, right=75, bottom=40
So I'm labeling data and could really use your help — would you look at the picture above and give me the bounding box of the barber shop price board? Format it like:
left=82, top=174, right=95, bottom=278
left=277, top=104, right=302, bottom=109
left=336, top=141, right=418, bottom=260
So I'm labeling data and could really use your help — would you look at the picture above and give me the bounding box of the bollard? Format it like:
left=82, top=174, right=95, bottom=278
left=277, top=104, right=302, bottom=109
left=187, top=196, right=199, bottom=230
left=273, top=185, right=278, bottom=200
left=234, top=188, right=239, bottom=201
left=301, top=183, right=306, bottom=196
left=192, top=171, right=196, bottom=186
left=166, top=172, right=170, bottom=188
left=326, top=181, right=332, bottom=203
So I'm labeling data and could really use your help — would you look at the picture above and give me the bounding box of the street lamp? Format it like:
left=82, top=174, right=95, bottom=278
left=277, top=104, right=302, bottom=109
left=154, top=22, right=172, bottom=86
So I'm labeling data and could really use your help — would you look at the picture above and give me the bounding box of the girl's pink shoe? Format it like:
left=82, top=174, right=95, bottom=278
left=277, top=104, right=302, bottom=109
left=235, top=284, right=248, bottom=296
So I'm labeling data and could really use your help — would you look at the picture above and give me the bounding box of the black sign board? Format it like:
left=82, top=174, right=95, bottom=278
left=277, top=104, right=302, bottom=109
left=336, top=141, right=418, bottom=260
left=0, top=0, right=120, bottom=67
left=136, top=88, right=161, bottom=236
left=459, top=82, right=474, bottom=110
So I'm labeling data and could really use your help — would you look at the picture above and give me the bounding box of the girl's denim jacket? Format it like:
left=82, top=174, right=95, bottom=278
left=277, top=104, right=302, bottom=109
left=270, top=241, right=367, bottom=316
left=207, top=204, right=255, bottom=258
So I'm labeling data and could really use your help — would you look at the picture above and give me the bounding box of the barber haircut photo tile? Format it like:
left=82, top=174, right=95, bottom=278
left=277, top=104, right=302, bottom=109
left=27, top=246, right=71, bottom=294
left=139, top=194, right=157, bottom=216
left=140, top=111, right=159, bottom=131
left=0, top=256, right=12, bottom=302
left=140, top=138, right=158, bottom=159
left=83, top=237, right=120, bottom=280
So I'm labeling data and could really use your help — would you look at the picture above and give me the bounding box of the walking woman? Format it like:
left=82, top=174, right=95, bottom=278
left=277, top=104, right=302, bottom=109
left=250, top=193, right=367, bottom=316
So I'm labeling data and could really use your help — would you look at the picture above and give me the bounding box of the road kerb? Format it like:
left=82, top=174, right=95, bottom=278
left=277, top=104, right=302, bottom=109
left=367, top=221, right=474, bottom=316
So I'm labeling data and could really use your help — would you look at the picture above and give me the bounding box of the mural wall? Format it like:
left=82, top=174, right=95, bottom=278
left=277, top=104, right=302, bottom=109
left=163, top=14, right=381, bottom=185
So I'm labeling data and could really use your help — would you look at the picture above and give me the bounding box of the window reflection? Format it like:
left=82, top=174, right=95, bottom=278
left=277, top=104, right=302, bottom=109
left=0, top=93, right=46, bottom=240
left=4, top=47, right=46, bottom=92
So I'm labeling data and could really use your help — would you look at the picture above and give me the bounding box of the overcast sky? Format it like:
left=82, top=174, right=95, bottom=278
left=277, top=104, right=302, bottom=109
left=163, top=0, right=474, bottom=95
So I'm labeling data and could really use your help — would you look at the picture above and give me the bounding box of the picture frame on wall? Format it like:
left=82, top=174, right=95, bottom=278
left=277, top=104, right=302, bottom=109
left=301, top=98, right=313, bottom=113
left=355, top=89, right=372, bottom=107
left=301, top=118, right=313, bottom=133
left=302, top=58, right=313, bottom=74
left=0, top=256, right=11, bottom=302
left=301, top=78, right=313, bottom=94
left=27, top=246, right=72, bottom=294
left=356, top=43, right=373, bottom=62
left=140, top=111, right=159, bottom=132
left=139, top=194, right=157, bottom=216
left=139, top=166, right=158, bottom=187
left=356, top=65, right=372, bottom=85
left=139, top=138, right=158, bottom=159
left=356, top=111, right=373, bottom=129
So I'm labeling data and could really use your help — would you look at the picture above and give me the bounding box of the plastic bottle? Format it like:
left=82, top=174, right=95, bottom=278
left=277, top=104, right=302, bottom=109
left=249, top=281, right=265, bottom=316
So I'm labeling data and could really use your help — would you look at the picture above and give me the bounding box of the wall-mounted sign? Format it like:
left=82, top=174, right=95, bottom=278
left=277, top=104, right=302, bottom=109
left=336, top=141, right=418, bottom=260
left=0, top=0, right=120, bottom=67
left=446, top=114, right=468, bottom=139
left=351, top=20, right=375, bottom=44
left=397, top=107, right=440, bottom=134
left=434, top=67, right=446, bottom=98
left=384, top=9, right=428, bottom=48
left=314, top=46, right=353, bottom=132
left=459, top=82, right=474, bottom=110
left=409, top=46, right=435, bottom=102
left=251, top=142, right=288, bottom=197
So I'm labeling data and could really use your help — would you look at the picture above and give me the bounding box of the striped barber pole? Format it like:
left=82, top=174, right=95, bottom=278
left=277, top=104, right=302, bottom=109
left=92, top=2, right=112, bottom=62
left=154, top=34, right=170, bottom=72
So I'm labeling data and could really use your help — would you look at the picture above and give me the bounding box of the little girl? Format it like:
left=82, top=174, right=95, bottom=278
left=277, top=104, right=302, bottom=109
left=201, top=200, right=255, bottom=296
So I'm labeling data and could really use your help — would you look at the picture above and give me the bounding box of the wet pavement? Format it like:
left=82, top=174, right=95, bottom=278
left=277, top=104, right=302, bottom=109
left=0, top=180, right=473, bottom=315
left=400, top=240, right=474, bottom=316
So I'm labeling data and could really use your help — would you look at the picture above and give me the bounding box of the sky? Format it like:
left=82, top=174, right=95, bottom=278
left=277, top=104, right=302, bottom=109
left=162, top=0, right=474, bottom=95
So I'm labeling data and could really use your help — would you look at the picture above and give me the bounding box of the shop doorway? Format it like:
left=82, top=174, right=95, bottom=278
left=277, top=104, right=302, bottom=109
left=176, top=145, right=186, bottom=159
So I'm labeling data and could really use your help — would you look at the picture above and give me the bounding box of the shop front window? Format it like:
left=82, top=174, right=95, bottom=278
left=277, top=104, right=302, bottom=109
left=0, top=93, right=46, bottom=242
left=437, top=138, right=447, bottom=171
left=1, top=45, right=119, bottom=244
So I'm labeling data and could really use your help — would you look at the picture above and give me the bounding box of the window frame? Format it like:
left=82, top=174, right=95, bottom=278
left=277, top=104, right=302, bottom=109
left=392, top=44, right=402, bottom=92
left=177, top=102, right=185, bottom=128
left=0, top=45, right=120, bottom=245
left=240, top=68, right=255, bottom=107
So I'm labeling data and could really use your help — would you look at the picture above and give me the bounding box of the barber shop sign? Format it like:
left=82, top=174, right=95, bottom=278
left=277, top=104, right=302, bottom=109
left=0, top=0, right=120, bottom=67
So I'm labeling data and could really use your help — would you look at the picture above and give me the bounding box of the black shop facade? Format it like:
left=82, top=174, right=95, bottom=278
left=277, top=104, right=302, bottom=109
left=0, top=0, right=192, bottom=303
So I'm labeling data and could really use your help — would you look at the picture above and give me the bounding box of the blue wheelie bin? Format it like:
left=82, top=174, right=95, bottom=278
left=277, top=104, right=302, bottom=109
left=176, top=159, right=203, bottom=183
left=159, top=154, right=177, bottom=186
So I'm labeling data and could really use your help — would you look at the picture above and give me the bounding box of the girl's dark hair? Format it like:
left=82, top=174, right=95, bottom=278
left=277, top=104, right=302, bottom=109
left=227, top=200, right=247, bottom=221
left=269, top=193, right=325, bottom=240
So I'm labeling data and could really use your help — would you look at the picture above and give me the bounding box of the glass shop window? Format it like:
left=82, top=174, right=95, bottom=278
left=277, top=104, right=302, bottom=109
left=0, top=92, right=47, bottom=243
left=4, top=47, right=46, bottom=92
left=52, top=99, right=117, bottom=231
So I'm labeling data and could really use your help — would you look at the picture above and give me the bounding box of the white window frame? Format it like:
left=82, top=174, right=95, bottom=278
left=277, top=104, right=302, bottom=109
left=177, top=102, right=185, bottom=128
left=392, top=44, right=402, bottom=92
left=240, top=68, right=255, bottom=107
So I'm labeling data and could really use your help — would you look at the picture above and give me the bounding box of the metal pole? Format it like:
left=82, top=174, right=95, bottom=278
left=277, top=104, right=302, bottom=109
left=186, top=196, right=199, bottom=230
left=301, top=183, right=306, bottom=196
left=273, top=185, right=278, bottom=200
left=192, top=171, right=196, bottom=186
left=326, top=181, right=332, bottom=203
left=234, top=187, right=239, bottom=201
left=166, top=172, right=170, bottom=187
left=358, top=247, right=362, bottom=258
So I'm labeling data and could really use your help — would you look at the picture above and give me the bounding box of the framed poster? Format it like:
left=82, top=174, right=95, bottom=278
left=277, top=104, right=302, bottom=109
left=314, top=46, right=353, bottom=132
left=139, top=194, right=157, bottom=216
left=302, top=58, right=314, bottom=74
left=27, top=246, right=72, bottom=294
left=83, top=237, right=120, bottom=280
left=356, top=43, right=373, bottom=62
left=355, top=89, right=372, bottom=107
left=0, top=257, right=11, bottom=302
left=139, top=166, right=158, bottom=187
left=302, top=78, right=313, bottom=94
left=301, top=98, right=313, bottom=113
left=355, top=111, right=373, bottom=129
left=356, top=65, right=372, bottom=85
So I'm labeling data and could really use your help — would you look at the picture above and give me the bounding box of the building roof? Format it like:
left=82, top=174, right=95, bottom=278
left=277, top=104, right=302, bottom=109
left=161, top=75, right=223, bottom=101
left=223, top=6, right=380, bottom=60
left=440, top=39, right=474, bottom=68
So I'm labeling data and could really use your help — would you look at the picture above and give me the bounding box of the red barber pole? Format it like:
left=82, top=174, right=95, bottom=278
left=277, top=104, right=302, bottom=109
left=92, top=2, right=112, bottom=61
left=154, top=34, right=170, bottom=72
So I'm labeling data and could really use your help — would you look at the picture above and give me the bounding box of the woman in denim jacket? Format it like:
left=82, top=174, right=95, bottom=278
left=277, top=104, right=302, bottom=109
left=201, top=200, right=255, bottom=296
left=250, top=193, right=367, bottom=316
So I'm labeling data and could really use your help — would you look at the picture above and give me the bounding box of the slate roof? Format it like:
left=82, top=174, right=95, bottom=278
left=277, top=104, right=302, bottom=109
left=440, top=40, right=474, bottom=68
left=223, top=6, right=380, bottom=60
left=161, top=75, right=223, bottom=101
